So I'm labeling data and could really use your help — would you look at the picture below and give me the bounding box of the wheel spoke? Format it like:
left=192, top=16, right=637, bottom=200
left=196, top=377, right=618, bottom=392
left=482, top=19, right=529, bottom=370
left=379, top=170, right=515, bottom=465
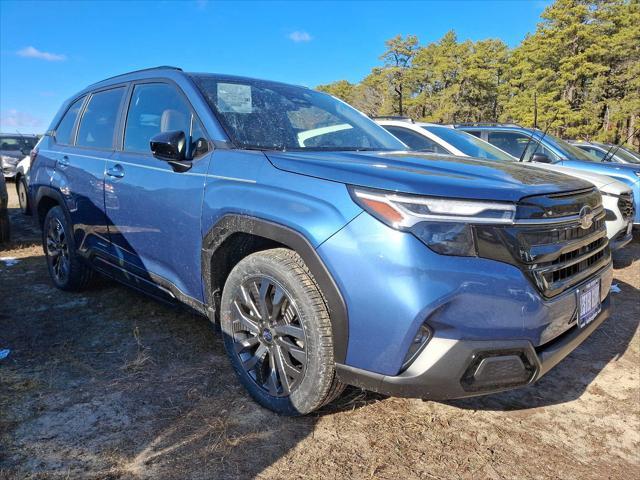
left=243, top=343, right=267, bottom=371
left=257, top=280, right=270, bottom=321
left=273, top=323, right=304, bottom=340
left=240, top=284, right=260, bottom=318
left=270, top=285, right=286, bottom=321
left=232, top=300, right=260, bottom=335
left=272, top=347, right=291, bottom=395
left=276, top=336, right=306, bottom=364
left=265, top=353, right=279, bottom=396
left=234, top=335, right=260, bottom=354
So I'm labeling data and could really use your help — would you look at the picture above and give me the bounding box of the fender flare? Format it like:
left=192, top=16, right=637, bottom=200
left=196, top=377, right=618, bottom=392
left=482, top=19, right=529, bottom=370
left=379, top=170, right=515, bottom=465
left=201, top=214, right=349, bottom=363
left=33, top=186, right=67, bottom=224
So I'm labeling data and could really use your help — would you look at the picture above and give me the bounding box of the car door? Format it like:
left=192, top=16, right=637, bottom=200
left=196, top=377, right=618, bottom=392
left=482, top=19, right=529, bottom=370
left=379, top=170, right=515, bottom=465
left=486, top=131, right=559, bottom=162
left=51, top=87, right=126, bottom=257
left=104, top=80, right=211, bottom=303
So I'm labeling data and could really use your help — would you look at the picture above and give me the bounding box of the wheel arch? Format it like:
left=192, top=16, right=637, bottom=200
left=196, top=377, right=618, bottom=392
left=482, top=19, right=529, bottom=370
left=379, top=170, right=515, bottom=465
left=202, top=214, right=349, bottom=363
left=34, top=186, right=66, bottom=228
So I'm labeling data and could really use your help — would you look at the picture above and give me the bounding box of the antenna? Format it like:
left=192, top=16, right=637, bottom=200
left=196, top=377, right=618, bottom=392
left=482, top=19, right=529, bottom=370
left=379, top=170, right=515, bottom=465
left=521, top=110, right=559, bottom=162
left=533, top=92, right=538, bottom=130
left=602, top=127, right=639, bottom=163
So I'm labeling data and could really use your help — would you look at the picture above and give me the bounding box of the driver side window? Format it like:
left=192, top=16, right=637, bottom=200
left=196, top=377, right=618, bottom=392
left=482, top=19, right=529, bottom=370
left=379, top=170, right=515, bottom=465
left=124, top=83, right=207, bottom=156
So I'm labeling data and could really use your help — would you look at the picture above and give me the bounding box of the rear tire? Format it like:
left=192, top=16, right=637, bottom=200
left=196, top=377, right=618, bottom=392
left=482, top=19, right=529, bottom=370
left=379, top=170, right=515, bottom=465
left=42, top=206, right=93, bottom=291
left=220, top=248, right=344, bottom=415
left=17, top=177, right=30, bottom=215
left=0, top=209, right=9, bottom=243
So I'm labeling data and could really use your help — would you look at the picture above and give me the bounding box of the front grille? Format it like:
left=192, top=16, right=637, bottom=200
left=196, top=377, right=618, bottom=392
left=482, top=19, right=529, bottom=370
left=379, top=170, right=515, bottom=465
left=475, top=188, right=611, bottom=298
left=618, top=192, right=634, bottom=220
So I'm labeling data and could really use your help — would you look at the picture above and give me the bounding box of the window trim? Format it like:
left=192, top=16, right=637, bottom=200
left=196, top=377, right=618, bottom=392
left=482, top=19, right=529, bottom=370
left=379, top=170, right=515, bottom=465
left=73, top=84, right=129, bottom=152
left=119, top=78, right=212, bottom=159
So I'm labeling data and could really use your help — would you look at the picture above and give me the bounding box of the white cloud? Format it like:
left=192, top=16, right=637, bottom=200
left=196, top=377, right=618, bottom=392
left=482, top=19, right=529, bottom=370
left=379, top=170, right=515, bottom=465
left=0, top=109, right=44, bottom=130
left=17, top=46, right=66, bottom=61
left=288, top=31, right=312, bottom=43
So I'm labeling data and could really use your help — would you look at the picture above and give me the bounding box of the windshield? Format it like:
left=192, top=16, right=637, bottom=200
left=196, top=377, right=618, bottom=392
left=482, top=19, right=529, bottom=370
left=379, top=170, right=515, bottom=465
left=612, top=147, right=640, bottom=164
left=0, top=135, right=37, bottom=152
left=543, top=134, right=600, bottom=162
left=618, top=145, right=640, bottom=162
left=423, top=126, right=515, bottom=161
left=191, top=75, right=405, bottom=152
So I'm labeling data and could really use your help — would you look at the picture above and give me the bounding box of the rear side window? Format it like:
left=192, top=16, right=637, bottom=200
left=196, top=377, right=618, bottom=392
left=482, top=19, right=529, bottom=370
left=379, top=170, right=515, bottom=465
left=487, top=131, right=557, bottom=161
left=76, top=87, right=125, bottom=149
left=383, top=126, right=450, bottom=154
left=124, top=83, right=193, bottom=153
left=55, top=97, right=85, bottom=145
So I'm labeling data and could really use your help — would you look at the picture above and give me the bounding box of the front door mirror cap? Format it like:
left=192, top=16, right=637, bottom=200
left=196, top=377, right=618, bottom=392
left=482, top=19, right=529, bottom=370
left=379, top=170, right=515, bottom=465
left=531, top=153, right=552, bottom=163
left=150, top=130, right=187, bottom=162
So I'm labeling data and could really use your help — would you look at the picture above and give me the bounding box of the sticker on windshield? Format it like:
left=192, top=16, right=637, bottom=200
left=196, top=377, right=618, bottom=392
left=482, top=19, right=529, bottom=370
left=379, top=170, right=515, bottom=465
left=217, top=83, right=252, bottom=113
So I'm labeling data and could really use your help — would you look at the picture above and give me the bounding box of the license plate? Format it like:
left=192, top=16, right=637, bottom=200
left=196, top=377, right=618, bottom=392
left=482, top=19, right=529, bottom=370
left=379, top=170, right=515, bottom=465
left=627, top=222, right=633, bottom=235
left=577, top=279, right=601, bottom=328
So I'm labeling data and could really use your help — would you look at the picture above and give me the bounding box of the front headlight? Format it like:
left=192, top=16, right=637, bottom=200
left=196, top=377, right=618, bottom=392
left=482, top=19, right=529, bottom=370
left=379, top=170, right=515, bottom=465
left=349, top=186, right=516, bottom=256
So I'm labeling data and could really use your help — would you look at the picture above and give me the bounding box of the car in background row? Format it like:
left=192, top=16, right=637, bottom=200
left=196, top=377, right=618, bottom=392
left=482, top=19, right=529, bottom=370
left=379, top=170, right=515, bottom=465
left=29, top=67, right=613, bottom=414
left=0, top=133, right=38, bottom=179
left=569, top=140, right=640, bottom=165
left=376, top=118, right=634, bottom=249
left=0, top=173, right=9, bottom=243
left=455, top=124, right=640, bottom=229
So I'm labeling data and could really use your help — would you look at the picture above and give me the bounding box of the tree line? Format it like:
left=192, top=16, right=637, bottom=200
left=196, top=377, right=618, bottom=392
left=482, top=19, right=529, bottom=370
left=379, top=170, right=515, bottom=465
left=317, top=0, right=639, bottom=149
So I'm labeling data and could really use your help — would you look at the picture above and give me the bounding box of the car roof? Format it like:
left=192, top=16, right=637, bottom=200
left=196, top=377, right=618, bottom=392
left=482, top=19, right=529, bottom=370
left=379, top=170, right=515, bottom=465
left=81, top=66, right=309, bottom=95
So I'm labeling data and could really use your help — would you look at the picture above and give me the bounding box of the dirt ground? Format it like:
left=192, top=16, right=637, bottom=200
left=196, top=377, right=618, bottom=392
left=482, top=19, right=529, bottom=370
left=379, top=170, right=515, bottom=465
left=1, top=183, right=639, bottom=480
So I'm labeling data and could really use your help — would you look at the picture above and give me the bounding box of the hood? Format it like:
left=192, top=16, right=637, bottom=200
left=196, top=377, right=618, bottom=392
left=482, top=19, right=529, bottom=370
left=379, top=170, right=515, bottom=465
left=530, top=163, right=620, bottom=190
left=265, top=150, right=592, bottom=202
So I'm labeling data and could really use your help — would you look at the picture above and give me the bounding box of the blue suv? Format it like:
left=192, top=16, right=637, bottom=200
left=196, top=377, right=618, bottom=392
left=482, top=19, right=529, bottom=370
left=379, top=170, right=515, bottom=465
left=29, top=67, right=613, bottom=414
left=457, top=124, right=640, bottom=228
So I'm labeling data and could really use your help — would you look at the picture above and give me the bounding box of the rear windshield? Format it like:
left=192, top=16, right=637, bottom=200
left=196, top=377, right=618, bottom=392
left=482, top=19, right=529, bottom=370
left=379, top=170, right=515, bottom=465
left=423, top=126, right=515, bottom=161
left=190, top=75, right=404, bottom=152
left=0, top=135, right=37, bottom=152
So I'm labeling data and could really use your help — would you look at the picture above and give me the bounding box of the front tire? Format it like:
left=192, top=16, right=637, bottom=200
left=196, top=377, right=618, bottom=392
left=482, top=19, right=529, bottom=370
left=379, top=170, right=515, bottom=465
left=42, top=206, right=93, bottom=291
left=220, top=248, right=344, bottom=415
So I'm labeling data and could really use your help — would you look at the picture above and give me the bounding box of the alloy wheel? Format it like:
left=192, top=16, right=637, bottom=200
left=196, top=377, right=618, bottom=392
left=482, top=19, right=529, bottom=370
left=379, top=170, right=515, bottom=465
left=46, top=218, right=69, bottom=283
left=230, top=276, right=307, bottom=397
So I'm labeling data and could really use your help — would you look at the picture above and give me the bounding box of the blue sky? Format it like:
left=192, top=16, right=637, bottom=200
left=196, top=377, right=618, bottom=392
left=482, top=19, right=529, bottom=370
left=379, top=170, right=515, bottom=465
left=0, top=0, right=551, bottom=133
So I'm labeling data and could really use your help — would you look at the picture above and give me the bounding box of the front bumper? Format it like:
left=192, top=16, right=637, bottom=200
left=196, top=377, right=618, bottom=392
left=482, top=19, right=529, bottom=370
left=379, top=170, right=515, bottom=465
left=336, top=294, right=611, bottom=399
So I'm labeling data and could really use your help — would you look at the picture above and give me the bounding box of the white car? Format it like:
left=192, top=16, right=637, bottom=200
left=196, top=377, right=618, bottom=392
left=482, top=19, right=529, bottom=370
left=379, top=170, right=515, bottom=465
left=15, top=155, right=31, bottom=214
left=376, top=118, right=635, bottom=250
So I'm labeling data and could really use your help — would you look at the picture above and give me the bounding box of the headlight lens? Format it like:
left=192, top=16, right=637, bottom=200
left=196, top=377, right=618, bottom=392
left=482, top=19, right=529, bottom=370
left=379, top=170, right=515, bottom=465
left=349, top=186, right=517, bottom=256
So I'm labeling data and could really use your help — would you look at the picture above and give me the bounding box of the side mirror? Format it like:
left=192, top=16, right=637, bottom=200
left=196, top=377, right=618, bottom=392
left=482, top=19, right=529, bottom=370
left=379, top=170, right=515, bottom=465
left=150, top=130, right=186, bottom=161
left=531, top=153, right=552, bottom=163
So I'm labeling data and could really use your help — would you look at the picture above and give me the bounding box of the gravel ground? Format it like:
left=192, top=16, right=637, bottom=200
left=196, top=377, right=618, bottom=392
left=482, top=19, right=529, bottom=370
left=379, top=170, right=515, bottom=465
left=1, top=184, right=639, bottom=480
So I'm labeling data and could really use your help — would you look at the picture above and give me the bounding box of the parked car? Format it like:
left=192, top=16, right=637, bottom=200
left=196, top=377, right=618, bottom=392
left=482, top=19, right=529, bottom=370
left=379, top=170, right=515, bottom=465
left=456, top=124, right=640, bottom=229
left=30, top=67, right=613, bottom=415
left=376, top=119, right=634, bottom=250
left=569, top=140, right=640, bottom=165
left=0, top=173, right=9, bottom=243
left=1, top=133, right=38, bottom=179
left=14, top=153, right=35, bottom=214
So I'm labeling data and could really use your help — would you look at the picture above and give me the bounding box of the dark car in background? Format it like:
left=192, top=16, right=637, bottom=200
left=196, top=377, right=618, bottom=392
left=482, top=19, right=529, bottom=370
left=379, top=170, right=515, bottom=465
left=1, top=133, right=39, bottom=179
left=0, top=173, right=9, bottom=243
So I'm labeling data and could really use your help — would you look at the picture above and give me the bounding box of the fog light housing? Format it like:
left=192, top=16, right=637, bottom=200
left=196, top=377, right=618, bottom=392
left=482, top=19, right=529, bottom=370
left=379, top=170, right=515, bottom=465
left=401, top=323, right=432, bottom=371
left=461, top=350, right=536, bottom=392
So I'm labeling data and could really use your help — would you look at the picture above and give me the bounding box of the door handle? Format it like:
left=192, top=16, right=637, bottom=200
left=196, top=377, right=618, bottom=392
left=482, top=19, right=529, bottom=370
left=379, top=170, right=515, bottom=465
left=58, top=155, right=70, bottom=168
left=106, top=164, right=125, bottom=179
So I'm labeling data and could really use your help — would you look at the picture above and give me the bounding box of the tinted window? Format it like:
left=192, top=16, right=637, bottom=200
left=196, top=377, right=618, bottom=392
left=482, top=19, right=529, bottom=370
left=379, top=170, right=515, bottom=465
left=77, top=88, right=125, bottom=149
left=582, top=146, right=606, bottom=160
left=487, top=131, right=558, bottom=162
left=55, top=97, right=85, bottom=145
left=465, top=130, right=482, bottom=138
left=191, top=74, right=404, bottom=151
left=124, top=83, right=193, bottom=153
left=425, top=126, right=514, bottom=161
left=383, top=126, right=449, bottom=153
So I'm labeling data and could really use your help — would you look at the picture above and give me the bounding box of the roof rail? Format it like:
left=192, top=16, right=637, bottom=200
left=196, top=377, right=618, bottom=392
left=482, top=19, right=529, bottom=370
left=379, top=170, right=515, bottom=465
left=453, top=122, right=522, bottom=128
left=87, top=66, right=183, bottom=87
left=372, top=116, right=414, bottom=123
